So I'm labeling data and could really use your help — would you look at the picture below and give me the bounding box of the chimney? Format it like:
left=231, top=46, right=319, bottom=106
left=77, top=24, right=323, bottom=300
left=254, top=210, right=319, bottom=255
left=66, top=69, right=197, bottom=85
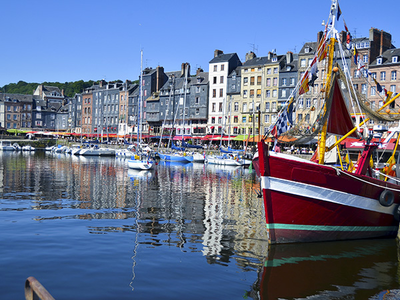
left=181, top=63, right=190, bottom=77
left=196, top=68, right=203, bottom=76
left=268, top=52, right=272, bottom=60
left=286, top=51, right=293, bottom=64
left=156, top=66, right=165, bottom=91
left=245, top=51, right=256, bottom=61
left=214, top=49, right=223, bottom=58
left=317, top=31, right=324, bottom=43
left=61, top=89, right=64, bottom=96
left=339, top=31, right=347, bottom=44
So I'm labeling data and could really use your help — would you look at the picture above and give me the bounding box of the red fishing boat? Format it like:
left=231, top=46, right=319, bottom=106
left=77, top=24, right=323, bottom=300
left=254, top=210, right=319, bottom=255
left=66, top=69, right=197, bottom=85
left=257, top=0, right=400, bottom=244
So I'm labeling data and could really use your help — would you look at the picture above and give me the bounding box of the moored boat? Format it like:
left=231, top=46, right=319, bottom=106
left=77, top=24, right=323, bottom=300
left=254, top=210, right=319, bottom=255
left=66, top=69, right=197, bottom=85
left=257, top=0, right=400, bottom=244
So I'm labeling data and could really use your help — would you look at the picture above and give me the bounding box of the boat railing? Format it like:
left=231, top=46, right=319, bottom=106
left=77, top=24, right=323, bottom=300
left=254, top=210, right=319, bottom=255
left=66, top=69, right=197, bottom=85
left=25, top=276, right=55, bottom=300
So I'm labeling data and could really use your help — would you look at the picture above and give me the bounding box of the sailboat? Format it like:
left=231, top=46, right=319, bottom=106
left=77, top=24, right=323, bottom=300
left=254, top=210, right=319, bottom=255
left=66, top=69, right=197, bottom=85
left=157, top=63, right=194, bottom=163
left=128, top=50, right=154, bottom=171
left=256, top=0, right=400, bottom=244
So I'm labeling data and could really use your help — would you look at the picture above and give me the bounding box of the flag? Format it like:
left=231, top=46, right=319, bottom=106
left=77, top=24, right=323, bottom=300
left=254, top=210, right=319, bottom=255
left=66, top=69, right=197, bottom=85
left=345, top=153, right=354, bottom=172
left=357, top=58, right=365, bottom=71
left=343, top=18, right=349, bottom=32
left=317, top=39, right=327, bottom=61
left=346, top=32, right=351, bottom=50
left=353, top=47, right=358, bottom=64
left=372, top=77, right=383, bottom=93
left=308, top=60, right=318, bottom=87
left=299, top=71, right=309, bottom=95
left=273, top=99, right=294, bottom=137
left=337, top=3, right=342, bottom=20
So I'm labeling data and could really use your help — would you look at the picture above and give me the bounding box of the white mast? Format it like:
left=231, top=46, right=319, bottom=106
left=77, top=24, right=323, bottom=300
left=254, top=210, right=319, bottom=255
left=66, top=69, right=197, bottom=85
left=138, top=49, right=143, bottom=152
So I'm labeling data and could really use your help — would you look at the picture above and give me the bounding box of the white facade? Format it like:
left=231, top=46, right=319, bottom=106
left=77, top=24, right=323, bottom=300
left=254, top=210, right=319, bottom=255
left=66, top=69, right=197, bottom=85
left=208, top=62, right=229, bottom=134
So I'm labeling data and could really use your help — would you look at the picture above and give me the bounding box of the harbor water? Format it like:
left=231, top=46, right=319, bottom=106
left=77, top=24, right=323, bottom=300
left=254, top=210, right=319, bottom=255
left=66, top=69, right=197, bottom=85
left=1, top=151, right=399, bottom=299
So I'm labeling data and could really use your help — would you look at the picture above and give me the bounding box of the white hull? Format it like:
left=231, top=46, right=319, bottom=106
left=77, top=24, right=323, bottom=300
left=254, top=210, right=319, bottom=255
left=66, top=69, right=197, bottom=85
left=206, top=155, right=244, bottom=166
left=127, top=159, right=154, bottom=170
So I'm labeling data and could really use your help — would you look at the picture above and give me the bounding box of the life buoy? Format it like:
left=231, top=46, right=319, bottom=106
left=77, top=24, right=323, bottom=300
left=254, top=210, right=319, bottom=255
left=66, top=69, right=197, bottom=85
left=379, top=190, right=395, bottom=207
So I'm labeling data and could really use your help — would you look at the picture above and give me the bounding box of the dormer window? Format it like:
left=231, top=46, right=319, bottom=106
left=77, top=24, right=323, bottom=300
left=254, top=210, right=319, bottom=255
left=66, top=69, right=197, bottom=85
left=304, top=47, right=310, bottom=53
left=286, top=66, right=291, bottom=71
left=197, top=78, right=202, bottom=84
left=377, top=57, right=382, bottom=65
left=392, top=56, right=398, bottom=63
left=272, top=57, right=277, bottom=62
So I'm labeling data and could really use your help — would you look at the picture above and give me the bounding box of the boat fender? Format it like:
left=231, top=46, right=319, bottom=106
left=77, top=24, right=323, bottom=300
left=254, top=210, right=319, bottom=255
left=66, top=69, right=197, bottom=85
left=379, top=190, right=395, bottom=207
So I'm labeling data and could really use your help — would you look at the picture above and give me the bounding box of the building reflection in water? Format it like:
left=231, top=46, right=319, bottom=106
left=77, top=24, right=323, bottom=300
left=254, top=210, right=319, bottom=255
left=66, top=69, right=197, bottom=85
left=0, top=152, right=269, bottom=269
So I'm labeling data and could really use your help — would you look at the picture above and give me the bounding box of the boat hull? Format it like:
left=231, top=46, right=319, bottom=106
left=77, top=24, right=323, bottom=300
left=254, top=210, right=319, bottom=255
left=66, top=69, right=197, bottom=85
left=127, top=159, right=153, bottom=170
left=257, top=141, right=400, bottom=244
left=158, top=153, right=192, bottom=163
left=206, top=155, right=244, bottom=166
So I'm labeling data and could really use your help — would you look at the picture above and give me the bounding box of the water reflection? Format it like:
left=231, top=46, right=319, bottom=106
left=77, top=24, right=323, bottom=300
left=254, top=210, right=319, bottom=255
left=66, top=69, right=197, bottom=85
left=0, top=151, right=268, bottom=267
left=250, top=238, right=400, bottom=300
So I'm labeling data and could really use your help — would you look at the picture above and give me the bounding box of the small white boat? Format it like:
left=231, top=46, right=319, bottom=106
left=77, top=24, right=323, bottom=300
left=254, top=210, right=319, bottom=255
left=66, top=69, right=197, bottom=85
left=13, top=143, right=22, bottom=151
left=206, top=153, right=244, bottom=166
left=192, top=152, right=205, bottom=163
left=127, top=154, right=154, bottom=170
left=0, top=140, right=15, bottom=151
left=79, top=144, right=116, bottom=156
left=22, top=145, right=36, bottom=151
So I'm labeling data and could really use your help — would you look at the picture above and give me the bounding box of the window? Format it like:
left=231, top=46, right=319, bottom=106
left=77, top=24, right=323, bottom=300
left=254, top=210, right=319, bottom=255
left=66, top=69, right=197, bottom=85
left=391, top=85, right=396, bottom=93
left=243, top=90, right=248, bottom=98
left=267, top=68, right=271, bottom=74
left=219, top=103, right=223, bottom=112
left=250, top=90, right=255, bottom=98
left=272, top=102, right=277, bottom=111
left=272, top=90, right=277, bottom=98
left=370, top=86, right=376, bottom=96
left=257, top=89, right=261, bottom=98
left=212, top=103, right=216, bottom=112
left=250, top=77, right=255, bottom=85
left=233, top=116, right=238, bottom=123
left=298, top=98, right=304, bottom=108
left=266, top=78, right=271, bottom=86
left=264, top=114, right=270, bottom=123
left=213, top=65, right=217, bottom=72
left=298, top=114, right=303, bottom=122
left=242, top=116, right=247, bottom=123
left=196, top=86, right=200, bottom=93
left=265, top=102, right=270, bottom=111
left=213, top=77, right=217, bottom=84
left=220, top=76, right=224, bottom=84
left=381, top=71, right=386, bottom=81
left=219, top=89, right=223, bottom=97
left=363, top=55, right=368, bottom=63
left=282, top=78, right=287, bottom=86
left=392, top=56, right=398, bottom=63
left=243, top=77, right=248, bottom=85
left=377, top=57, right=382, bottom=65
left=290, top=77, right=295, bottom=85
left=211, top=117, right=215, bottom=123
left=212, top=89, right=216, bottom=98
left=234, top=102, right=239, bottom=111
left=273, top=68, right=278, bottom=74
left=221, top=65, right=224, bottom=71
left=306, top=98, right=311, bottom=108
left=243, top=103, right=247, bottom=112
left=391, top=71, right=397, bottom=80
left=266, top=90, right=271, bottom=98
left=273, top=78, right=277, bottom=86
left=282, top=89, right=287, bottom=98
left=361, top=84, right=367, bottom=94
left=371, top=72, right=376, bottom=79
left=257, top=76, right=262, bottom=85
left=300, top=59, right=306, bottom=67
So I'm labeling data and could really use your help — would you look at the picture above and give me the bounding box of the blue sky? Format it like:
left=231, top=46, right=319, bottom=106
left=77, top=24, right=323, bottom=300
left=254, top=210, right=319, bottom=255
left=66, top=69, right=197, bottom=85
left=0, top=0, right=398, bottom=88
